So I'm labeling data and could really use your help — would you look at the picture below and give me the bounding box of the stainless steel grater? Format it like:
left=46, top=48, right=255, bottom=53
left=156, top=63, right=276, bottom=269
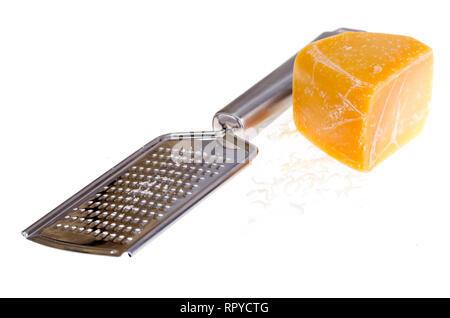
left=23, top=28, right=359, bottom=256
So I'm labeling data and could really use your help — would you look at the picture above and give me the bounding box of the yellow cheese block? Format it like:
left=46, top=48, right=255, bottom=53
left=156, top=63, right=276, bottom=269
left=293, top=32, right=433, bottom=171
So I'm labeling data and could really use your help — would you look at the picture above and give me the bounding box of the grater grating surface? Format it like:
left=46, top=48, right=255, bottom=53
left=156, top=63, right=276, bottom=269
left=24, top=131, right=257, bottom=256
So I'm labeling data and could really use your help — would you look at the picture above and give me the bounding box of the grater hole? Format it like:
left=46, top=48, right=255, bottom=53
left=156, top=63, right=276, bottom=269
left=106, top=223, right=116, bottom=230
left=97, top=221, right=109, bottom=229
left=124, top=237, right=133, bottom=244
left=114, top=235, right=125, bottom=243
left=104, top=233, right=116, bottom=241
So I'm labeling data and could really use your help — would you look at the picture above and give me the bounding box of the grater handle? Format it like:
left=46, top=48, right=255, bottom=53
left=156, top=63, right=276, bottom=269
left=212, top=28, right=363, bottom=134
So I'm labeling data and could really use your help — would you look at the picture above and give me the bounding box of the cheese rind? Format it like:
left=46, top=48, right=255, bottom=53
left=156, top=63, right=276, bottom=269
left=293, top=32, right=433, bottom=171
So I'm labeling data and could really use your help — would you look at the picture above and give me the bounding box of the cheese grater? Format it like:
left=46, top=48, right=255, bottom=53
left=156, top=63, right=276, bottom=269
left=23, top=28, right=359, bottom=256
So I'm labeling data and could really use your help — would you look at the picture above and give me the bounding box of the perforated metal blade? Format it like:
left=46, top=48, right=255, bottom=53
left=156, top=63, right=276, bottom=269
left=23, top=131, right=257, bottom=256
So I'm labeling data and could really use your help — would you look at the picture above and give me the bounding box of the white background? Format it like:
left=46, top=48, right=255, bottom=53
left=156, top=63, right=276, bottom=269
left=1, top=0, right=449, bottom=297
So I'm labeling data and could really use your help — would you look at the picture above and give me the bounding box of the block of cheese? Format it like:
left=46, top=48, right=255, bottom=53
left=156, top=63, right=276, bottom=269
left=293, top=32, right=433, bottom=171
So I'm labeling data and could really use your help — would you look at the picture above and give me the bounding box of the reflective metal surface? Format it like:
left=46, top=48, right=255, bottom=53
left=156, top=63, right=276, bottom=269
left=23, top=131, right=257, bottom=256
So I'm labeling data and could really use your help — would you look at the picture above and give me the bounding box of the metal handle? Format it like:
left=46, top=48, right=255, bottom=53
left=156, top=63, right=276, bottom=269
left=212, top=28, right=363, bottom=134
